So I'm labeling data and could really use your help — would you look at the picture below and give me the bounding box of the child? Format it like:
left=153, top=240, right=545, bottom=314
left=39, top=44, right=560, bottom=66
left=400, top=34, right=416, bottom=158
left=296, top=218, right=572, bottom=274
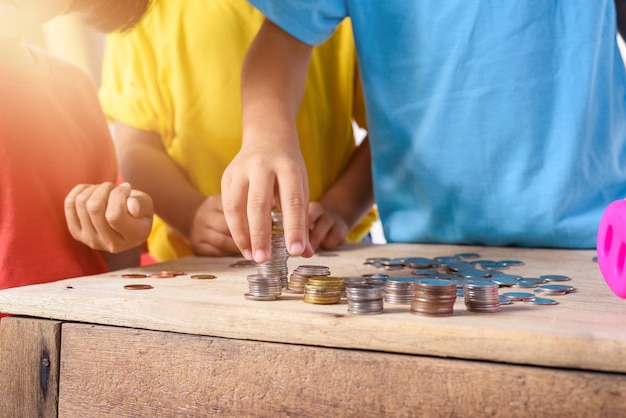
left=0, top=0, right=152, bottom=290
left=222, top=1, right=626, bottom=262
left=97, top=0, right=377, bottom=262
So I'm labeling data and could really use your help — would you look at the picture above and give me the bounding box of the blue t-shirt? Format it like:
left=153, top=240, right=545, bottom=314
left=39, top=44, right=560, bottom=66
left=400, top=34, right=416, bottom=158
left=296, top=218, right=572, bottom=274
left=250, top=0, right=626, bottom=248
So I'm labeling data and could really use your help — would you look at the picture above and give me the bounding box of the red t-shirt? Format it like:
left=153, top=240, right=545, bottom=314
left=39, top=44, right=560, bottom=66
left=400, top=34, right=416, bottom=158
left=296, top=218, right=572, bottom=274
left=0, top=46, right=116, bottom=290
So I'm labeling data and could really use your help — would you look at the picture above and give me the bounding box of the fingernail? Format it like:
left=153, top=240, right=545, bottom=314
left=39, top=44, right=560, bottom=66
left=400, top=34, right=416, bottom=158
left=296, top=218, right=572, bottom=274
left=254, top=249, right=267, bottom=262
left=290, top=242, right=304, bottom=255
left=243, top=249, right=253, bottom=260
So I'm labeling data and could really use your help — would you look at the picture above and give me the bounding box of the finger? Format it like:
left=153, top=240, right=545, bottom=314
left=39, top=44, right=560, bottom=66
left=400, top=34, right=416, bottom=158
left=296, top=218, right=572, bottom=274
left=206, top=195, right=232, bottom=235
left=64, top=184, right=92, bottom=239
left=127, top=190, right=154, bottom=219
left=246, top=172, right=275, bottom=263
left=308, top=213, right=334, bottom=251
left=88, top=182, right=123, bottom=239
left=193, top=228, right=241, bottom=257
left=277, top=171, right=309, bottom=257
left=320, top=225, right=345, bottom=250
left=221, top=171, right=253, bottom=259
left=73, top=184, right=101, bottom=240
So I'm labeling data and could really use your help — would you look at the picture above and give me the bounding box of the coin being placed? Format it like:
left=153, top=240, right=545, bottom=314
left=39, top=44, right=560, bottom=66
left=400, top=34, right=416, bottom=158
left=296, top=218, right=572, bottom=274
left=124, top=284, right=153, bottom=290
left=121, top=273, right=148, bottom=279
left=191, top=274, right=217, bottom=280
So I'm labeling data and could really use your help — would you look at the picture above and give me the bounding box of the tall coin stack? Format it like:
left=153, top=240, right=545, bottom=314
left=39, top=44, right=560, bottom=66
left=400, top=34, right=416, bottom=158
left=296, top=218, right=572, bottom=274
left=303, top=276, right=344, bottom=304
left=411, top=279, right=457, bottom=317
left=258, top=209, right=289, bottom=288
left=463, top=280, right=501, bottom=313
left=287, top=265, right=331, bottom=293
left=346, top=284, right=384, bottom=315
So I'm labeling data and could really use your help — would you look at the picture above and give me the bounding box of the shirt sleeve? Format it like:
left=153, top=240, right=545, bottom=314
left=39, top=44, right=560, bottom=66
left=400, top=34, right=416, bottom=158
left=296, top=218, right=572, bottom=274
left=248, top=0, right=348, bottom=45
left=98, top=27, right=163, bottom=134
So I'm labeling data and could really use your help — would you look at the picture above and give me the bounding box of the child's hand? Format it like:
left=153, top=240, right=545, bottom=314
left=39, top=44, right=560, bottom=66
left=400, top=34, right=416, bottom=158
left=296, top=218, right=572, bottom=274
left=221, top=144, right=314, bottom=263
left=307, top=202, right=348, bottom=251
left=189, top=194, right=240, bottom=257
left=64, top=182, right=153, bottom=253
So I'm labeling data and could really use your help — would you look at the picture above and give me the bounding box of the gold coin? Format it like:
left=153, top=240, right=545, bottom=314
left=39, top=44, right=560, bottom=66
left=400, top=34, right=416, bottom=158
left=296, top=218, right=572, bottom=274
left=124, top=284, right=153, bottom=290
left=190, top=274, right=217, bottom=280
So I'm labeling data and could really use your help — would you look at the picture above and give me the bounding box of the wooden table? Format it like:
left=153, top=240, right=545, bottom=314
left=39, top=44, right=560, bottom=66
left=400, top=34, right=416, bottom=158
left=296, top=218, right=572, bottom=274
left=1, top=243, right=626, bottom=417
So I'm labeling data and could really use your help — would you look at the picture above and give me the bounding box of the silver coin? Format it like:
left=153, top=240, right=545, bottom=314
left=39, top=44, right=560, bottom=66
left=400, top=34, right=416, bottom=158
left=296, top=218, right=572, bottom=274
left=540, top=274, right=571, bottom=282
left=527, top=297, right=559, bottom=305
left=502, top=292, right=535, bottom=301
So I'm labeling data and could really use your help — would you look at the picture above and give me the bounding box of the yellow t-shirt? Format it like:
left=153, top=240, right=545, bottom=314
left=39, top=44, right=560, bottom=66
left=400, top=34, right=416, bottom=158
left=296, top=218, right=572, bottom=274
left=99, top=0, right=377, bottom=261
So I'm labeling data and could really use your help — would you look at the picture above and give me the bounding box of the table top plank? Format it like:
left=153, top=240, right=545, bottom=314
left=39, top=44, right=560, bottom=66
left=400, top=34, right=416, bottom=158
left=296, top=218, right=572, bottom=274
left=1, top=243, right=624, bottom=373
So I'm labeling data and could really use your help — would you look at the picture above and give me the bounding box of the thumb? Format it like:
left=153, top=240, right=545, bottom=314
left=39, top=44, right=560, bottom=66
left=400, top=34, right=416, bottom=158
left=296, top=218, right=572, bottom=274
left=126, top=192, right=154, bottom=219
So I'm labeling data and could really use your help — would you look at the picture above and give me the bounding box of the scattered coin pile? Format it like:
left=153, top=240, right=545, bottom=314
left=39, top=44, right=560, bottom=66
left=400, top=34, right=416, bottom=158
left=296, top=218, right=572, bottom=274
left=362, top=253, right=576, bottom=313
left=242, top=250, right=578, bottom=320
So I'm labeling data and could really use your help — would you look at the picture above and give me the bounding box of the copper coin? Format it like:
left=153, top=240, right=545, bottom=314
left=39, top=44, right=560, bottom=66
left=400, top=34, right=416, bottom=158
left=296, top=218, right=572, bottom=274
left=124, top=284, right=153, bottom=290
left=190, top=274, right=217, bottom=280
left=121, top=273, right=148, bottom=279
left=150, top=272, right=176, bottom=278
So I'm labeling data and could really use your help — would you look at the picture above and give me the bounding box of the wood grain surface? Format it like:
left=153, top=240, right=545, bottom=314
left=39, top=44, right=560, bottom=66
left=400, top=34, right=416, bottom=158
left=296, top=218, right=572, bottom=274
left=0, top=317, right=61, bottom=418
left=57, top=323, right=626, bottom=418
left=0, top=243, right=623, bottom=373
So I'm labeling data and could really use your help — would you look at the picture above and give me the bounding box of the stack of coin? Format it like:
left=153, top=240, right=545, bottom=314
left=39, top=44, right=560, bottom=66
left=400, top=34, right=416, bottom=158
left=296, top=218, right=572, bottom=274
left=245, top=273, right=282, bottom=301
left=411, top=279, right=457, bottom=317
left=287, top=265, right=331, bottom=293
left=346, top=284, right=384, bottom=315
left=303, top=276, right=344, bottom=304
left=342, top=277, right=368, bottom=299
left=258, top=210, right=289, bottom=288
left=463, top=281, right=501, bottom=313
left=384, top=278, right=417, bottom=304
left=361, top=273, right=389, bottom=286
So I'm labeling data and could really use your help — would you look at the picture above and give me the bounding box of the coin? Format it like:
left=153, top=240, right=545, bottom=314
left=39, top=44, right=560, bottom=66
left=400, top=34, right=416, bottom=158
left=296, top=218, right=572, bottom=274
left=229, top=260, right=258, bottom=268
left=121, top=273, right=148, bottom=279
left=150, top=272, right=176, bottom=278
left=527, top=297, right=559, bottom=305
left=190, top=274, right=217, bottom=280
left=540, top=274, right=571, bottom=282
left=124, top=284, right=153, bottom=290
left=502, top=292, right=535, bottom=301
